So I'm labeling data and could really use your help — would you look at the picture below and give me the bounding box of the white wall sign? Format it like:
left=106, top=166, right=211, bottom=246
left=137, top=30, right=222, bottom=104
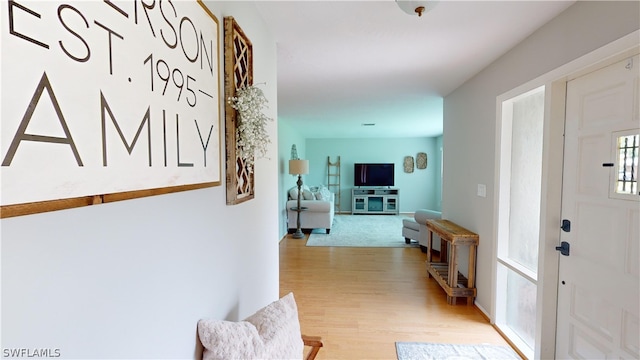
left=1, top=0, right=221, bottom=208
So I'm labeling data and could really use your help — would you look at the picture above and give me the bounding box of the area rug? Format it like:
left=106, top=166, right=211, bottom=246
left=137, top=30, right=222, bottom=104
left=395, top=342, right=520, bottom=360
left=306, top=214, right=417, bottom=248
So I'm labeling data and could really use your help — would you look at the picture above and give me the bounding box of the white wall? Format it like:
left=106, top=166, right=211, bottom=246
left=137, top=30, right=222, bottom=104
left=304, top=137, right=440, bottom=214
left=1, top=1, right=279, bottom=358
left=443, top=1, right=639, bottom=313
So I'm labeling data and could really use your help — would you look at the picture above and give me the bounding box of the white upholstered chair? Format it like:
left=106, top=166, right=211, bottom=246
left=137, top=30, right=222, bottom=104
left=402, top=209, right=442, bottom=252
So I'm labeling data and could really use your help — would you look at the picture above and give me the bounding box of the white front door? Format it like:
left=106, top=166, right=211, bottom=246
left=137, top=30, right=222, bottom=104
left=556, top=55, right=639, bottom=358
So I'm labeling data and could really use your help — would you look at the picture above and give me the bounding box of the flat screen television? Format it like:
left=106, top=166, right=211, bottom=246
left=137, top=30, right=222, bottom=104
left=354, top=163, right=394, bottom=187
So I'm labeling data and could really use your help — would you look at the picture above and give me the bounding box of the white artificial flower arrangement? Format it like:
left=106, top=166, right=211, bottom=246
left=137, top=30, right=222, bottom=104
left=228, top=85, right=273, bottom=173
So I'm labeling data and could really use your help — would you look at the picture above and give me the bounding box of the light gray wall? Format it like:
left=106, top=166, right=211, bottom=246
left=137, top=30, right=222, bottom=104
left=1, top=1, right=280, bottom=358
left=443, top=1, right=640, bottom=312
left=304, top=137, right=440, bottom=214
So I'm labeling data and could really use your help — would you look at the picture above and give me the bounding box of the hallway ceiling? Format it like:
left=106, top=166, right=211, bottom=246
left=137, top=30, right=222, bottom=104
left=253, top=0, right=575, bottom=138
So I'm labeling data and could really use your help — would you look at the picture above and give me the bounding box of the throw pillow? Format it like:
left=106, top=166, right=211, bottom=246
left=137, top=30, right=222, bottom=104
left=317, top=186, right=332, bottom=201
left=289, top=186, right=311, bottom=200
left=198, top=293, right=303, bottom=360
left=302, top=189, right=314, bottom=200
left=198, top=319, right=264, bottom=360
left=245, top=292, right=303, bottom=359
left=289, top=187, right=299, bottom=200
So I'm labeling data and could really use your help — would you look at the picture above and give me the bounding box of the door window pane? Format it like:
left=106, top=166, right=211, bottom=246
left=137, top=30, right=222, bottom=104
left=616, top=134, right=638, bottom=195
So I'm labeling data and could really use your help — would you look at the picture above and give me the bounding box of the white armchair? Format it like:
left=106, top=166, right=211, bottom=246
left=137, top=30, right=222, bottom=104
left=402, top=209, right=442, bottom=252
left=286, top=186, right=334, bottom=234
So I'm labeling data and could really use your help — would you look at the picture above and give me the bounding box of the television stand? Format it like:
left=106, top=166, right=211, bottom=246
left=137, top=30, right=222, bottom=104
left=351, top=188, right=399, bottom=215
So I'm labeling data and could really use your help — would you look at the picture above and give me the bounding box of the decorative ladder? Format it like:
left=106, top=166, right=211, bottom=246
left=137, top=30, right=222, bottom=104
left=327, top=156, right=341, bottom=213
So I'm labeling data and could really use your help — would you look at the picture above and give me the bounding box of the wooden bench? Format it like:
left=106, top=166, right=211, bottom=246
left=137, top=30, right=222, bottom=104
left=425, top=219, right=479, bottom=305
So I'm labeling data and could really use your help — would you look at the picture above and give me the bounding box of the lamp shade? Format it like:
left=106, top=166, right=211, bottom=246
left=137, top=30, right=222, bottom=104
left=289, top=159, right=309, bottom=175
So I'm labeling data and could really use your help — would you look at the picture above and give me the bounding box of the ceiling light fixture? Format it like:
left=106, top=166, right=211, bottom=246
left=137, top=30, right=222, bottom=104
left=395, top=1, right=438, bottom=17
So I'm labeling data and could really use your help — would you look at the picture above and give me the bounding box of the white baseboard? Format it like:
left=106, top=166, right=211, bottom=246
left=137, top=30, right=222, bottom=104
left=474, top=302, right=493, bottom=324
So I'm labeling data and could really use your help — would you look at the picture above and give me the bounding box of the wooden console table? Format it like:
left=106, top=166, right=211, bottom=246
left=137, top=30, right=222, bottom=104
left=426, top=219, right=479, bottom=305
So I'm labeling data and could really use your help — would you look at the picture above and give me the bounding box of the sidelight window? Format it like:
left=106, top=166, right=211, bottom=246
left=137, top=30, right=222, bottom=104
left=495, top=85, right=545, bottom=359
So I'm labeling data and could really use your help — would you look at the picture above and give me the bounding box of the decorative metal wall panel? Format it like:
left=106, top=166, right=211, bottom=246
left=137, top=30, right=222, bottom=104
left=224, top=17, right=254, bottom=204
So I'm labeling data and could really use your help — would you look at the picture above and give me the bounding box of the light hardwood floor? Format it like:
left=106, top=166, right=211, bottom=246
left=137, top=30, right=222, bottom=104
left=279, top=234, right=516, bottom=360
